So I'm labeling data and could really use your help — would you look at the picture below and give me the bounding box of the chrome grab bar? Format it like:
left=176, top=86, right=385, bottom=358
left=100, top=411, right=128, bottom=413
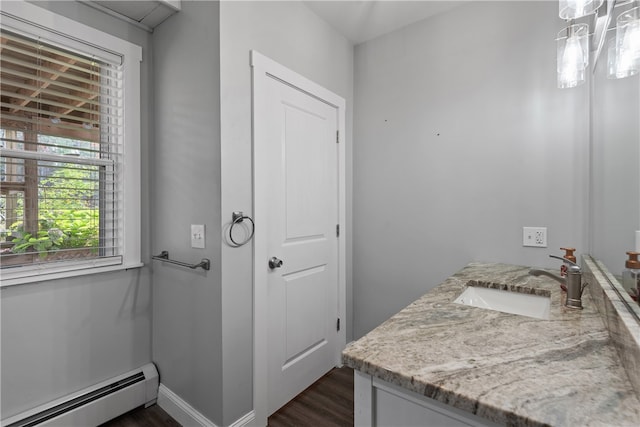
left=152, top=250, right=210, bottom=271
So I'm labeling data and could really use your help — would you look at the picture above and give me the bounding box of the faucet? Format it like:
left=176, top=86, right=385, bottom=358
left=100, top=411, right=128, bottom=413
left=529, top=255, right=588, bottom=310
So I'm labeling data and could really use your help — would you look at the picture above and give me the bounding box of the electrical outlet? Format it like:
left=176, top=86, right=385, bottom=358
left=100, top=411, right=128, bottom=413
left=191, top=224, right=205, bottom=248
left=523, top=227, right=547, bottom=248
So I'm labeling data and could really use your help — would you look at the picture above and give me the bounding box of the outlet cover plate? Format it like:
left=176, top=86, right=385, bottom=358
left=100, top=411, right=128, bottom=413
left=523, top=226, right=547, bottom=248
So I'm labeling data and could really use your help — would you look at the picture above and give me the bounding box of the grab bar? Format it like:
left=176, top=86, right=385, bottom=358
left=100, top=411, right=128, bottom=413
left=152, top=250, right=210, bottom=271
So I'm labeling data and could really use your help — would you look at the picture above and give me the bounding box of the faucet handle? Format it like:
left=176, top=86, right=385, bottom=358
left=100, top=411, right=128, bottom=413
left=560, top=247, right=577, bottom=263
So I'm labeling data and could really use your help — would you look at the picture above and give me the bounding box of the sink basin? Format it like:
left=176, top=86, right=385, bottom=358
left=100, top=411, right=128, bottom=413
left=454, top=286, right=550, bottom=320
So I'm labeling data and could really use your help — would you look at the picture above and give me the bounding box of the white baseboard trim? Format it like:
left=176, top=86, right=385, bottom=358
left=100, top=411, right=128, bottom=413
left=157, top=384, right=217, bottom=427
left=229, top=410, right=256, bottom=427
left=157, top=383, right=256, bottom=427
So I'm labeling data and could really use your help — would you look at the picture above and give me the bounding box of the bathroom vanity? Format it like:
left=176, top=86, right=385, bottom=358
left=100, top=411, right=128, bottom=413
left=342, top=261, right=640, bottom=426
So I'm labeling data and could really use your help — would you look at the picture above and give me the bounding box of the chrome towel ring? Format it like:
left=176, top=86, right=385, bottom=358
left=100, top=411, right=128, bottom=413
left=229, top=211, right=255, bottom=247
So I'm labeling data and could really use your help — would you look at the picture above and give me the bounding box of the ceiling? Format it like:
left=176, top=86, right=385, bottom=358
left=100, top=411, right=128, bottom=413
left=77, top=0, right=465, bottom=42
left=303, top=1, right=467, bottom=44
left=78, top=0, right=180, bottom=30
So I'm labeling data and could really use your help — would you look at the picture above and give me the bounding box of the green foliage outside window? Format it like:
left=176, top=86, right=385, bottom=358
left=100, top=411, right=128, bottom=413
left=5, top=165, right=100, bottom=257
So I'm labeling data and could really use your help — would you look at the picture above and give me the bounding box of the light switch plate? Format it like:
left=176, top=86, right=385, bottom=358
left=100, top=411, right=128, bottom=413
left=191, top=224, right=205, bottom=248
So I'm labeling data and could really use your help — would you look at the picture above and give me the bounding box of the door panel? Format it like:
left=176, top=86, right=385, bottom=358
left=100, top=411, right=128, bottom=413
left=283, top=265, right=328, bottom=365
left=284, top=102, right=334, bottom=239
left=265, top=76, right=339, bottom=415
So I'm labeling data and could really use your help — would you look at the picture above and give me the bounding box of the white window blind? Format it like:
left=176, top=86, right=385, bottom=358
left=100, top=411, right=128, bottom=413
left=0, top=28, right=124, bottom=270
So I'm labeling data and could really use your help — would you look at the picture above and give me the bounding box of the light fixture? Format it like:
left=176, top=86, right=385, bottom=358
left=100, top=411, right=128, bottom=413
left=559, top=0, right=604, bottom=19
left=556, top=0, right=640, bottom=86
left=50, top=117, right=61, bottom=124
left=608, top=34, right=639, bottom=78
left=615, top=6, right=640, bottom=77
left=557, top=23, right=589, bottom=88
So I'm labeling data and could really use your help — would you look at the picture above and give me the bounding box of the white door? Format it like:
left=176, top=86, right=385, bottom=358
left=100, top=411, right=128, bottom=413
left=262, top=73, right=340, bottom=415
left=252, top=52, right=346, bottom=424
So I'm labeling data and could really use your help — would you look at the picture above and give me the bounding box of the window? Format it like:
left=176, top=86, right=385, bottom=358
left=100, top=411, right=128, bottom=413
left=0, top=1, right=142, bottom=285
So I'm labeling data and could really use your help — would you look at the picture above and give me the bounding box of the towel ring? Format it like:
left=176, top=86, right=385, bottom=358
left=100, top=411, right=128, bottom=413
left=229, top=211, right=255, bottom=247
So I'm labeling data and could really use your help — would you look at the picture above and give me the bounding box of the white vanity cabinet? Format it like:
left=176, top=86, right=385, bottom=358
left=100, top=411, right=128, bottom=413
left=355, top=371, right=499, bottom=427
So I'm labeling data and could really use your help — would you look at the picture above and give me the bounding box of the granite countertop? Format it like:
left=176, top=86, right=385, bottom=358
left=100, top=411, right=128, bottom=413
left=342, top=262, right=640, bottom=427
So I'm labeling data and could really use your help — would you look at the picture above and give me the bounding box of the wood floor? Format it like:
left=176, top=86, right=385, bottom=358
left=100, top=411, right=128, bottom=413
left=100, top=366, right=354, bottom=427
left=98, top=404, right=180, bottom=427
left=268, top=366, right=354, bottom=427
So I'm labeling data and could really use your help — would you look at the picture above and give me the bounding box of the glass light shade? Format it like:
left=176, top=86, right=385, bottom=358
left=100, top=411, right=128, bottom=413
left=557, top=23, right=589, bottom=89
left=616, top=7, right=640, bottom=77
left=608, top=36, right=638, bottom=79
left=559, top=0, right=604, bottom=19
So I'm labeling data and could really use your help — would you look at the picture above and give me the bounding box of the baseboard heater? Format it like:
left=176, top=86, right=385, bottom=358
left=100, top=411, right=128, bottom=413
left=2, top=363, right=159, bottom=427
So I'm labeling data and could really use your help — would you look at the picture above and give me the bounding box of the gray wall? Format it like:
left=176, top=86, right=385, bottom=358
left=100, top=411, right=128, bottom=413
left=219, top=1, right=353, bottom=424
left=352, top=1, right=590, bottom=338
left=591, top=33, right=640, bottom=274
left=151, top=1, right=223, bottom=425
left=1, top=1, right=153, bottom=419
left=3, top=0, right=607, bottom=423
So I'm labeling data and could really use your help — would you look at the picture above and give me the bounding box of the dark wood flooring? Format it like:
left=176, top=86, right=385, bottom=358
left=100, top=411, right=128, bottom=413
left=268, top=366, right=354, bottom=427
left=99, top=366, right=354, bottom=427
left=98, top=404, right=180, bottom=427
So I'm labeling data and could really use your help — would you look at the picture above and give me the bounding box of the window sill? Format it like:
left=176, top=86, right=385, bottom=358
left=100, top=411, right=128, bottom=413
left=0, top=260, right=144, bottom=288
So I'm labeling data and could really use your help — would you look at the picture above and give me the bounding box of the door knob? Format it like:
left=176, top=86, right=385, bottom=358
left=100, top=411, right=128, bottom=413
left=268, top=257, right=283, bottom=269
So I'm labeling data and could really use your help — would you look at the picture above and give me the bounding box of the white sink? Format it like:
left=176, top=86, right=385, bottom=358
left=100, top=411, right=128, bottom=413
left=454, top=286, right=550, bottom=320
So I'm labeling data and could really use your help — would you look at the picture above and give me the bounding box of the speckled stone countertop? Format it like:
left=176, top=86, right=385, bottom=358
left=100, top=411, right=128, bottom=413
left=342, top=262, right=640, bottom=426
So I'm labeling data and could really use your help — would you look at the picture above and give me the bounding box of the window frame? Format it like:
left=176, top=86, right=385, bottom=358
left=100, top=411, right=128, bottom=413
left=0, top=0, right=142, bottom=286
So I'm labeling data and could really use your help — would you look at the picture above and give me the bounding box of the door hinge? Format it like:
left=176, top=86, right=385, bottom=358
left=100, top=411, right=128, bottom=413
left=337, top=318, right=341, bottom=332
left=336, top=224, right=340, bottom=237
left=336, top=130, right=339, bottom=144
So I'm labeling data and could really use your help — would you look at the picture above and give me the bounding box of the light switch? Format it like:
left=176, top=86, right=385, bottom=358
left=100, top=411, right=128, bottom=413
left=191, top=224, right=205, bottom=248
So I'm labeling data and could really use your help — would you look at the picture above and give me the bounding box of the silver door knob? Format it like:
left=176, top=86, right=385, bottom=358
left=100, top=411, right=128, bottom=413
left=268, top=257, right=283, bottom=269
